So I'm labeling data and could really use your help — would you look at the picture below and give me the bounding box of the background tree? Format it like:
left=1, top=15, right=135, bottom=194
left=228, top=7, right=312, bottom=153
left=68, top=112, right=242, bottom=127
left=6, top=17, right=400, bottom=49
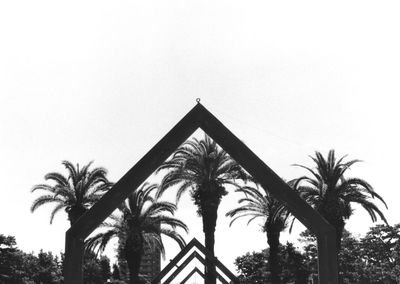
left=358, top=224, right=400, bottom=283
left=234, top=243, right=309, bottom=284
left=99, top=255, right=111, bottom=283
left=85, top=183, right=188, bottom=284
left=111, top=264, right=121, bottom=282
left=292, top=150, right=388, bottom=253
left=226, top=184, right=291, bottom=284
left=235, top=249, right=268, bottom=284
left=156, top=134, right=248, bottom=284
left=83, top=251, right=104, bottom=284
left=0, top=235, right=62, bottom=284
left=280, top=243, right=309, bottom=284
left=31, top=160, right=112, bottom=225
left=34, top=251, right=63, bottom=284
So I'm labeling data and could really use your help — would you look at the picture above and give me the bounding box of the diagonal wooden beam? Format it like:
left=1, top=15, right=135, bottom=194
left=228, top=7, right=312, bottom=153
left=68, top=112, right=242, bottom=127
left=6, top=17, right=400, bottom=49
left=194, top=252, right=230, bottom=284
left=152, top=238, right=237, bottom=284
left=181, top=267, right=204, bottom=284
left=68, top=104, right=204, bottom=239
left=151, top=238, right=198, bottom=284
left=163, top=251, right=200, bottom=284
left=197, top=104, right=331, bottom=234
left=189, top=238, right=238, bottom=284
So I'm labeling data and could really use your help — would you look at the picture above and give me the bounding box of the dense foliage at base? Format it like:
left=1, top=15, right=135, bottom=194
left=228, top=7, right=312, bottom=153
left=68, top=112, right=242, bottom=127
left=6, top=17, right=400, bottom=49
left=0, top=235, right=112, bottom=284
left=235, top=224, right=400, bottom=284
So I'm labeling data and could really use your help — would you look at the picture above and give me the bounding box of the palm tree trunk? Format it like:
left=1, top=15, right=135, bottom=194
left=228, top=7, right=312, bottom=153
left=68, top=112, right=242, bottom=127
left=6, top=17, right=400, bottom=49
left=202, top=202, right=218, bottom=284
left=126, top=252, right=142, bottom=284
left=266, top=230, right=281, bottom=284
left=124, top=235, right=143, bottom=284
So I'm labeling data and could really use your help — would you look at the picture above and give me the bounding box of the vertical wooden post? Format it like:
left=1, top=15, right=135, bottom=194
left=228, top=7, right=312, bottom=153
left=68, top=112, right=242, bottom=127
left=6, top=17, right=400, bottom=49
left=64, top=232, right=84, bottom=284
left=317, top=230, right=338, bottom=284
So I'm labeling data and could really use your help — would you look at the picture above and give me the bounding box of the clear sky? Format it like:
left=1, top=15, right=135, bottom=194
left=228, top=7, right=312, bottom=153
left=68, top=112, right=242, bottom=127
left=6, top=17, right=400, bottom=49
left=1, top=0, right=400, bottom=279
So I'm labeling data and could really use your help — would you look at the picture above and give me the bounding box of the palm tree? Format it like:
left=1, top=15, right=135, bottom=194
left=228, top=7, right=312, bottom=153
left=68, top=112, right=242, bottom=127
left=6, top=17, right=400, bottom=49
left=292, top=150, right=388, bottom=253
left=226, top=184, right=291, bottom=284
left=156, top=134, right=248, bottom=284
left=31, top=160, right=112, bottom=226
left=85, top=183, right=188, bottom=284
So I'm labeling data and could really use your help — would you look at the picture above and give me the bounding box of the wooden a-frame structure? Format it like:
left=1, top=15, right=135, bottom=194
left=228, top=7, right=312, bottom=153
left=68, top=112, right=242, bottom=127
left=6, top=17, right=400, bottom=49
left=152, top=238, right=238, bottom=284
left=64, top=103, right=338, bottom=284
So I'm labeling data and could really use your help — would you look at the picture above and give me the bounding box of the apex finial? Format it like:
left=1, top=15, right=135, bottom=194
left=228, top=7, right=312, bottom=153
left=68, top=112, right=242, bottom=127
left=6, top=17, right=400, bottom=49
left=196, top=98, right=201, bottom=104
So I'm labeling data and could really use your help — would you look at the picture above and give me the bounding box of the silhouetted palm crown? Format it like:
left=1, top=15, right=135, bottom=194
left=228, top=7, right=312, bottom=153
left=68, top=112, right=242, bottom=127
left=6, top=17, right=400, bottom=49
left=157, top=134, right=247, bottom=284
left=85, top=183, right=187, bottom=283
left=156, top=135, right=247, bottom=215
left=293, top=150, right=387, bottom=250
left=226, top=184, right=291, bottom=284
left=226, top=185, right=290, bottom=234
left=85, top=183, right=188, bottom=256
left=31, top=161, right=112, bottom=225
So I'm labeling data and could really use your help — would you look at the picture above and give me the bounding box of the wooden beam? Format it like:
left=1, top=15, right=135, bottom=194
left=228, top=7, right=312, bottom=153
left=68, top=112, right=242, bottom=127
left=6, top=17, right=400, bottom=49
left=152, top=238, right=198, bottom=283
left=67, top=104, right=203, bottom=239
left=317, top=229, right=339, bottom=284
left=194, top=252, right=230, bottom=284
left=153, top=238, right=237, bottom=284
left=63, top=232, right=84, bottom=284
left=198, top=104, right=331, bottom=234
left=189, top=238, right=238, bottom=283
left=181, top=267, right=204, bottom=284
left=163, top=251, right=200, bottom=284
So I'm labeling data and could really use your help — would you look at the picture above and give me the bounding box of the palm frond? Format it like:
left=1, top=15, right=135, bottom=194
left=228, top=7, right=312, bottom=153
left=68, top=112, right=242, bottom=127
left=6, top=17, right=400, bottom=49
left=31, top=184, right=56, bottom=193
left=31, top=195, right=64, bottom=212
left=49, top=203, right=66, bottom=224
left=85, top=229, right=118, bottom=255
left=44, top=172, right=69, bottom=186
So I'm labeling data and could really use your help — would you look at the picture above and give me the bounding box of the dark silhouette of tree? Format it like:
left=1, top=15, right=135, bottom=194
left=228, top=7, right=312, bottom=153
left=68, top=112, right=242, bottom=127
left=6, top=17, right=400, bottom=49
left=99, top=256, right=111, bottom=282
left=359, top=224, right=400, bottom=283
left=234, top=243, right=309, bottom=284
left=280, top=243, right=309, bottom=284
left=292, top=150, right=387, bottom=253
left=0, top=234, right=62, bottom=284
left=83, top=251, right=104, bottom=284
left=156, top=134, right=248, bottom=284
left=31, top=160, right=113, bottom=225
left=112, top=264, right=121, bottom=281
left=226, top=184, right=291, bottom=284
left=298, top=227, right=400, bottom=284
left=235, top=250, right=268, bottom=284
left=85, top=183, right=188, bottom=284
left=34, top=250, right=63, bottom=284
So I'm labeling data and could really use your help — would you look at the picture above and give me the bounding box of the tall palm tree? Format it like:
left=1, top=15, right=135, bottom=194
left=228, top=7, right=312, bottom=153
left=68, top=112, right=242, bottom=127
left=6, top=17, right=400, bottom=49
left=31, top=160, right=112, bottom=226
left=226, top=184, right=291, bottom=284
left=292, top=150, right=388, bottom=253
left=85, top=183, right=188, bottom=284
left=156, top=134, right=248, bottom=284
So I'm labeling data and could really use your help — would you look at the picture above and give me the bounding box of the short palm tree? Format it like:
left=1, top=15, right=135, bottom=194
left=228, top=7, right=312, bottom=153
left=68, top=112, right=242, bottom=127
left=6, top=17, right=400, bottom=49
left=292, top=150, right=388, bottom=253
left=226, top=184, right=291, bottom=284
left=156, top=134, right=248, bottom=284
left=85, top=183, right=188, bottom=284
left=31, top=160, right=112, bottom=226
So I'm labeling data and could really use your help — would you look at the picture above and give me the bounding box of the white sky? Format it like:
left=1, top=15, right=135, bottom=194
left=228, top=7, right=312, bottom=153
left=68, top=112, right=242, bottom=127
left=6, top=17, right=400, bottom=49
left=1, top=0, right=400, bottom=279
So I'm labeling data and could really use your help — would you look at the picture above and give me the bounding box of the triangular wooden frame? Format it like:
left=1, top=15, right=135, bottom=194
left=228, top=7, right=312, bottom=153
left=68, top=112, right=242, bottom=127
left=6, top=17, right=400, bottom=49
left=64, top=103, right=338, bottom=284
left=181, top=267, right=205, bottom=284
left=152, top=238, right=237, bottom=284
